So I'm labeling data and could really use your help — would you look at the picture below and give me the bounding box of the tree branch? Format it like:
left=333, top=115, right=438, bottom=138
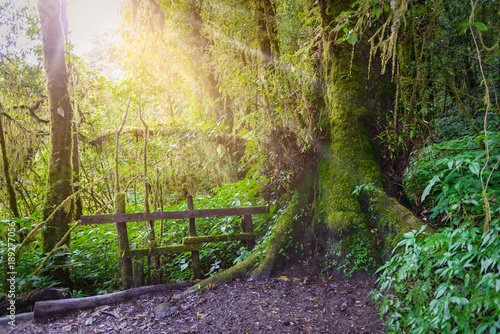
left=413, top=33, right=500, bottom=72
left=5, top=99, right=49, bottom=124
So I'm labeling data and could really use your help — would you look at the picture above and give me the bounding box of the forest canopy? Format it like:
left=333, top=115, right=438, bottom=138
left=0, top=0, right=499, bottom=332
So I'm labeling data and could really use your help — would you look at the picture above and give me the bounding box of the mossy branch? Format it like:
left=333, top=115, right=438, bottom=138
left=115, top=96, right=132, bottom=193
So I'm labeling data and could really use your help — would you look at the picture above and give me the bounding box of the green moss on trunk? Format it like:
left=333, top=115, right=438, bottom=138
left=251, top=171, right=316, bottom=279
left=312, top=0, right=423, bottom=267
left=315, top=32, right=383, bottom=233
left=39, top=0, right=74, bottom=256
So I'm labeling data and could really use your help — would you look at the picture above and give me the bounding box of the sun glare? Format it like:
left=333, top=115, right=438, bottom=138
left=0, top=0, right=122, bottom=59
left=66, top=0, right=122, bottom=56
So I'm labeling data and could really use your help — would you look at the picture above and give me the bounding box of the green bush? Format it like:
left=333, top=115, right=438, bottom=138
left=404, top=133, right=500, bottom=224
left=373, top=131, right=500, bottom=333
left=371, top=222, right=500, bottom=333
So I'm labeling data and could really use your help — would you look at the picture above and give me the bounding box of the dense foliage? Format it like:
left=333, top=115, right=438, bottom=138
left=0, top=0, right=499, bottom=332
left=364, top=0, right=500, bottom=332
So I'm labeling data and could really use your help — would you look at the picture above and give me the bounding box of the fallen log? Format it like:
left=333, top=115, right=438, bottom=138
left=0, top=287, right=70, bottom=316
left=33, top=281, right=194, bottom=321
left=0, top=312, right=34, bottom=326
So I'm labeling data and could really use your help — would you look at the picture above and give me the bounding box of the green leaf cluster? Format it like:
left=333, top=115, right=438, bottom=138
left=372, top=222, right=500, bottom=333
left=405, top=133, right=500, bottom=224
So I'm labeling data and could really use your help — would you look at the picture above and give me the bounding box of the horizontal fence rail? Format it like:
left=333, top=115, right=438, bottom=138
left=80, top=206, right=270, bottom=225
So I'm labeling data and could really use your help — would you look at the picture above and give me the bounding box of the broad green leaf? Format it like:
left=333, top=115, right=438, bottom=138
left=475, top=322, right=489, bottom=334
left=458, top=18, right=468, bottom=27
left=435, top=284, right=447, bottom=299
left=373, top=4, right=381, bottom=19
left=474, top=21, right=487, bottom=31
left=421, top=175, right=440, bottom=202
left=450, top=296, right=468, bottom=305
left=469, top=162, right=481, bottom=175
left=448, top=159, right=454, bottom=169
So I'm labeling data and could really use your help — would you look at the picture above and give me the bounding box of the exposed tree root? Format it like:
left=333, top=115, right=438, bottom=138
left=194, top=154, right=424, bottom=288
left=193, top=253, right=259, bottom=288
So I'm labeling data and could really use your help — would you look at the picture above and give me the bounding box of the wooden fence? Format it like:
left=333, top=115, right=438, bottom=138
left=80, top=195, right=269, bottom=288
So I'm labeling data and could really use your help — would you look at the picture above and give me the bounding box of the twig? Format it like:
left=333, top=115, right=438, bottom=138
left=405, top=32, right=499, bottom=72
left=469, top=0, right=492, bottom=231
left=115, top=96, right=132, bottom=193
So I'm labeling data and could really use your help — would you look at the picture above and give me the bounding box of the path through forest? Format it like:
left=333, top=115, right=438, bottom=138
left=4, top=260, right=384, bottom=333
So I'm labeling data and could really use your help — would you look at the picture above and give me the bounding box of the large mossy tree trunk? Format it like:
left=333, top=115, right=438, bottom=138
left=38, top=0, right=74, bottom=260
left=197, top=0, right=423, bottom=287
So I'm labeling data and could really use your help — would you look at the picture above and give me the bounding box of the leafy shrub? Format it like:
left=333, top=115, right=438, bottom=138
left=321, top=234, right=375, bottom=278
left=373, top=131, right=500, bottom=333
left=69, top=225, right=120, bottom=295
left=371, top=222, right=500, bottom=333
left=404, top=133, right=500, bottom=224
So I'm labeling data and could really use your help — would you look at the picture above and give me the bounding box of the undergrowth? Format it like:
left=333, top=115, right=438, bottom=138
left=371, top=221, right=500, bottom=333
left=0, top=177, right=277, bottom=300
left=372, top=133, right=500, bottom=333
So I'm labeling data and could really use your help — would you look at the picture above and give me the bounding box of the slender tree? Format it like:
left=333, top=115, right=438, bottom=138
left=0, top=106, right=21, bottom=222
left=38, top=0, right=74, bottom=256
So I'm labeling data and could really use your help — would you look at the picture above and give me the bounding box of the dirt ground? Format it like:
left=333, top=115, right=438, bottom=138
left=4, top=260, right=385, bottom=334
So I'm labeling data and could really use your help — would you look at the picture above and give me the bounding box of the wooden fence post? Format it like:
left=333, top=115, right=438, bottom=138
left=186, top=195, right=202, bottom=279
left=133, top=260, right=144, bottom=287
left=243, top=215, right=255, bottom=251
left=115, top=193, right=133, bottom=289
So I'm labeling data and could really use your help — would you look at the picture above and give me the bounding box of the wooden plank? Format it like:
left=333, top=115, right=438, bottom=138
left=124, top=244, right=202, bottom=258
left=114, top=193, right=133, bottom=289
left=81, top=206, right=270, bottom=225
left=182, top=233, right=257, bottom=245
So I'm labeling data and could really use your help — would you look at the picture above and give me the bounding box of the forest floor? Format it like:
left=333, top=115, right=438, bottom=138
left=5, top=259, right=385, bottom=334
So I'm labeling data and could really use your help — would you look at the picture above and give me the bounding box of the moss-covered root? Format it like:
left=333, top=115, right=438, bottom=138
left=190, top=253, right=259, bottom=289
left=251, top=176, right=315, bottom=280
left=373, top=191, right=425, bottom=255
left=375, top=192, right=422, bottom=232
left=190, top=199, right=311, bottom=288
left=193, top=172, right=316, bottom=288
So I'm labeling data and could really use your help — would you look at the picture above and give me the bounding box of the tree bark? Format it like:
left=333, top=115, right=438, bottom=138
left=38, top=0, right=74, bottom=260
